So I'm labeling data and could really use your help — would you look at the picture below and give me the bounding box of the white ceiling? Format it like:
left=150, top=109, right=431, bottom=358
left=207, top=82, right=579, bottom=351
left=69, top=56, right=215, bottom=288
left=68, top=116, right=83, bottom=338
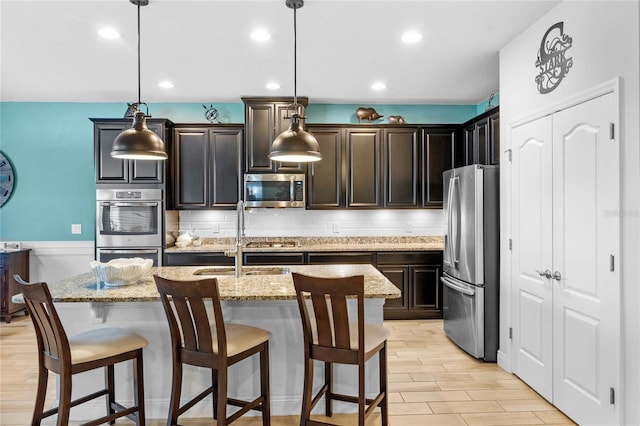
left=0, top=0, right=560, bottom=105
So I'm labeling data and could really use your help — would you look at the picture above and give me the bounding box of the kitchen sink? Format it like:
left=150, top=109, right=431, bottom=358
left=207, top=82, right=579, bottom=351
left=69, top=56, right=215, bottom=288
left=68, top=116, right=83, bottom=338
left=193, top=266, right=290, bottom=276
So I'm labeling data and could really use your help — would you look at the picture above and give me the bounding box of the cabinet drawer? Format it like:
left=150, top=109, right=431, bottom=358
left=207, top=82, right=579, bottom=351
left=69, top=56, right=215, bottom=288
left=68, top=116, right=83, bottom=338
left=376, top=251, right=442, bottom=265
left=164, top=252, right=234, bottom=266
left=243, top=253, right=306, bottom=265
left=306, top=252, right=374, bottom=264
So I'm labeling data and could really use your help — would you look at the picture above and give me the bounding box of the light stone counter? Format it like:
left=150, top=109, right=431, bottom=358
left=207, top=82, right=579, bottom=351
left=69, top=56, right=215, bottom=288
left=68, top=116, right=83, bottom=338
left=50, top=264, right=398, bottom=420
left=50, top=264, right=400, bottom=302
left=164, top=235, right=444, bottom=254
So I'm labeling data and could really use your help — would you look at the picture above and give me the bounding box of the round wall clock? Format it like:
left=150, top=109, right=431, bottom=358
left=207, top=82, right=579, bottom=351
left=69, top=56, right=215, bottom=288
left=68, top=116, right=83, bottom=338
left=0, top=152, right=15, bottom=207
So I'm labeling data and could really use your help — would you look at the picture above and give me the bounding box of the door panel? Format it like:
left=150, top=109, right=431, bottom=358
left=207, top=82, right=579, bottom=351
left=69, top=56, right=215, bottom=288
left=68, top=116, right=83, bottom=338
left=552, top=92, right=619, bottom=424
left=511, top=115, right=553, bottom=400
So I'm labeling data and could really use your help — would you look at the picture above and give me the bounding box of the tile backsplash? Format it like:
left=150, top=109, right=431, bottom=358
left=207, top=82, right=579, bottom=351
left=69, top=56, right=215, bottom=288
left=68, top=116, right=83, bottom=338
left=174, top=209, right=445, bottom=238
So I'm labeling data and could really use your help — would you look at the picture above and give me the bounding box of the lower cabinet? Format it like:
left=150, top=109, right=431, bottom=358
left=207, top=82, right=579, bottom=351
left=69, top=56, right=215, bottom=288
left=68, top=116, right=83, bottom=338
left=164, top=252, right=233, bottom=266
left=377, top=252, right=443, bottom=320
left=1, top=249, right=30, bottom=323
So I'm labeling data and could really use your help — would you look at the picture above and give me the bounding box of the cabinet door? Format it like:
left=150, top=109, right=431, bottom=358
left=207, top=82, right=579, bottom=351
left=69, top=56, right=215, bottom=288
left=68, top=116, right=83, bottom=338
left=173, top=128, right=208, bottom=208
left=423, top=127, right=457, bottom=208
left=378, top=265, right=409, bottom=312
left=476, top=118, right=489, bottom=165
left=307, top=127, right=344, bottom=208
left=95, top=123, right=129, bottom=183
left=411, top=265, right=442, bottom=313
left=94, top=121, right=163, bottom=183
left=130, top=122, right=165, bottom=183
left=463, top=124, right=475, bottom=166
left=245, top=103, right=275, bottom=172
left=346, top=129, right=381, bottom=208
left=489, top=113, right=500, bottom=165
left=209, top=128, right=243, bottom=208
left=383, top=128, right=419, bottom=208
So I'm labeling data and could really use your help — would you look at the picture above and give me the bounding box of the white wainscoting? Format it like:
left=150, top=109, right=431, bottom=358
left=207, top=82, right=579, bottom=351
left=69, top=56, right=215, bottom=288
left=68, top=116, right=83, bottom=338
left=21, top=241, right=94, bottom=284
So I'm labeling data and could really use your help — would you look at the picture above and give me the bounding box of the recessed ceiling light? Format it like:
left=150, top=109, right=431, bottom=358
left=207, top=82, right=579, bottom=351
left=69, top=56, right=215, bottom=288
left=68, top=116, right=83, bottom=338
left=158, top=81, right=174, bottom=89
left=251, top=29, right=271, bottom=42
left=372, top=82, right=387, bottom=91
left=266, top=82, right=280, bottom=90
left=98, top=27, right=120, bottom=39
left=401, top=31, right=422, bottom=43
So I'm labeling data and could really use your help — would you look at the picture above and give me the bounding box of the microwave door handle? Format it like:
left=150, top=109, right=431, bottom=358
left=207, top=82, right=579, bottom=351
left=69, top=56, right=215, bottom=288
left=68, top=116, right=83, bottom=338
left=99, top=249, right=159, bottom=255
left=110, top=202, right=159, bottom=207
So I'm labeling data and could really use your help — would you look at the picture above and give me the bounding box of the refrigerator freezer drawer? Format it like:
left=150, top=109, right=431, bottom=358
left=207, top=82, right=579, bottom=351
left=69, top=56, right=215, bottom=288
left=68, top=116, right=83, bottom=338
left=442, top=275, right=484, bottom=359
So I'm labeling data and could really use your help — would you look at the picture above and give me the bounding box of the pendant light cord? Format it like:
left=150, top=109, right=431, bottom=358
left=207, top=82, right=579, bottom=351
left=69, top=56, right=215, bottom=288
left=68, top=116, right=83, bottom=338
left=293, top=5, right=297, bottom=107
left=137, top=3, right=142, bottom=106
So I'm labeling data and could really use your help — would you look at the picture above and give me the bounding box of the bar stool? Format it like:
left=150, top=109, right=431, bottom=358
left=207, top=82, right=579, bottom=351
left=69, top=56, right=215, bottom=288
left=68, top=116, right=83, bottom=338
left=292, top=272, right=390, bottom=426
left=153, top=275, right=271, bottom=426
left=14, top=275, right=147, bottom=426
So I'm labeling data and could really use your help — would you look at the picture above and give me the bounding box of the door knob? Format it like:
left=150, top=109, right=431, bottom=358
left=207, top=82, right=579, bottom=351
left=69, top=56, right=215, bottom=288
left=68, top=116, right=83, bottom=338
left=552, top=271, right=562, bottom=281
left=535, top=269, right=552, bottom=279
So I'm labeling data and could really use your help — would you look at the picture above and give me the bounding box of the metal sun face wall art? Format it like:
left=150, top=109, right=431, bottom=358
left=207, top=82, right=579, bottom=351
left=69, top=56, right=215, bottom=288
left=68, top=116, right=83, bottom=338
left=535, top=21, right=573, bottom=94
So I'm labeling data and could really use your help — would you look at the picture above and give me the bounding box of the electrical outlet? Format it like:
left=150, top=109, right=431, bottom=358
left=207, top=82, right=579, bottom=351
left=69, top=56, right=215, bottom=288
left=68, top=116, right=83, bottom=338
left=71, top=224, right=82, bottom=234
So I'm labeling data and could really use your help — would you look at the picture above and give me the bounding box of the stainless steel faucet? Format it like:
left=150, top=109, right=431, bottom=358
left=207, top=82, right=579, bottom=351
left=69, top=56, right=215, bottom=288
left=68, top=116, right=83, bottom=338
left=225, top=200, right=245, bottom=277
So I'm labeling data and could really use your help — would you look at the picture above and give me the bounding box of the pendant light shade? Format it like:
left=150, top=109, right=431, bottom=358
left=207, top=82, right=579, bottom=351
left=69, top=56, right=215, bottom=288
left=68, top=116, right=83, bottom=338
left=111, top=0, right=167, bottom=161
left=269, top=0, right=322, bottom=163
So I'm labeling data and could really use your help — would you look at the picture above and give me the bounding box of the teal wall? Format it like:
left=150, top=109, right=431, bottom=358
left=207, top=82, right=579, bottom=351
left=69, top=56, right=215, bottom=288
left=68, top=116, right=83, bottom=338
left=0, top=99, right=495, bottom=241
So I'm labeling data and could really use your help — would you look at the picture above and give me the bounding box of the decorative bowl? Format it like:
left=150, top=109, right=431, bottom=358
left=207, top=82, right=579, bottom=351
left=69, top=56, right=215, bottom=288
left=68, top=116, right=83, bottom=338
left=89, top=258, right=153, bottom=287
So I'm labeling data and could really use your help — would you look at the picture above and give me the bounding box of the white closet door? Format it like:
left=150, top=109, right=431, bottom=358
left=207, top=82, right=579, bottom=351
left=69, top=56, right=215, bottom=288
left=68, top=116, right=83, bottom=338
left=511, top=115, right=554, bottom=401
left=552, top=92, right=620, bottom=424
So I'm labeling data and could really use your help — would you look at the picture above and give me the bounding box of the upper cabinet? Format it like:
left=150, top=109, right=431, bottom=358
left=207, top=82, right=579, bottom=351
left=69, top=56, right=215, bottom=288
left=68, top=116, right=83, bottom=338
left=383, top=127, right=420, bottom=208
left=242, top=97, right=308, bottom=173
left=346, top=128, right=382, bottom=208
left=462, top=106, right=500, bottom=166
left=92, top=118, right=173, bottom=184
left=171, top=125, right=243, bottom=209
left=306, top=127, right=344, bottom=209
left=422, top=126, right=462, bottom=208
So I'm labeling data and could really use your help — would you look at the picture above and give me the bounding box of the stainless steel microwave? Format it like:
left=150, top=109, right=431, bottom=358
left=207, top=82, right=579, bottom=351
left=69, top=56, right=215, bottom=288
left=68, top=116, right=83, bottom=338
left=244, top=174, right=305, bottom=208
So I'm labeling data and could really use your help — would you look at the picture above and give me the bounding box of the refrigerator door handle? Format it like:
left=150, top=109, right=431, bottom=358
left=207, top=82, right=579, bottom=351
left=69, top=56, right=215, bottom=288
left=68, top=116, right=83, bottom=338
left=450, top=177, right=461, bottom=268
left=441, top=276, right=475, bottom=297
left=445, top=177, right=455, bottom=268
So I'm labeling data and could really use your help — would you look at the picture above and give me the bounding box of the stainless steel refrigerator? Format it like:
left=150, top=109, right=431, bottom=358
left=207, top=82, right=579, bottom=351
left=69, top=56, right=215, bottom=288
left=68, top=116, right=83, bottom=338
left=442, top=164, right=499, bottom=361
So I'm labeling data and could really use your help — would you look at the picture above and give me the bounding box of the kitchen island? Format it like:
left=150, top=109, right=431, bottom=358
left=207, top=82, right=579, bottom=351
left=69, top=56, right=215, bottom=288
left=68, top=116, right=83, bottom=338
left=49, top=264, right=399, bottom=420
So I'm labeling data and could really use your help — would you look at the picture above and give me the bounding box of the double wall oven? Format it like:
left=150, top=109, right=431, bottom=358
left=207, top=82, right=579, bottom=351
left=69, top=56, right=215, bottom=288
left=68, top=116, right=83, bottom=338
left=96, top=188, right=163, bottom=266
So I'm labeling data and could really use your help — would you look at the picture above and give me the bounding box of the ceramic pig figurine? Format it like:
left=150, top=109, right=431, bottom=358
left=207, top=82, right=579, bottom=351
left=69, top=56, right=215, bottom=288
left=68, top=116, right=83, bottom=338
left=356, top=107, right=383, bottom=123
left=388, top=115, right=406, bottom=124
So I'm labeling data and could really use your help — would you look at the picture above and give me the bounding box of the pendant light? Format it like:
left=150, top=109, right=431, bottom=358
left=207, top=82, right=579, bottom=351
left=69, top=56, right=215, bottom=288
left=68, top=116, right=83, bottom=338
left=269, top=0, right=322, bottom=163
left=111, top=0, right=167, bottom=160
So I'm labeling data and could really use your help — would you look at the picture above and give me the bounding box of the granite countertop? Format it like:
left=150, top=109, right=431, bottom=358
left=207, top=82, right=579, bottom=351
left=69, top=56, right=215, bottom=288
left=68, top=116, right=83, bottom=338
left=166, top=236, right=444, bottom=253
left=50, top=264, right=401, bottom=303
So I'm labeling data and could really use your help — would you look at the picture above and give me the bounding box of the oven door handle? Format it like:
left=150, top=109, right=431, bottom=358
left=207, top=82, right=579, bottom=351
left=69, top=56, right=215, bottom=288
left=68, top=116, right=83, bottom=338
left=99, top=249, right=159, bottom=255
left=441, top=276, right=475, bottom=297
left=100, top=202, right=159, bottom=208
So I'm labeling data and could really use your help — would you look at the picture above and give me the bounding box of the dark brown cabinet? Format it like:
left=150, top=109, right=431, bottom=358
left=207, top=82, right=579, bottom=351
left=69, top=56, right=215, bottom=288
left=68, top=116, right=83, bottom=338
left=242, top=97, right=308, bottom=173
left=306, top=127, right=344, bottom=209
left=1, top=249, right=30, bottom=323
left=171, top=125, right=243, bottom=209
left=377, top=251, right=443, bottom=320
left=383, top=127, right=420, bottom=208
left=462, top=107, right=500, bottom=166
left=92, top=118, right=173, bottom=184
left=422, top=126, right=462, bottom=208
left=346, top=128, right=382, bottom=208
left=164, top=252, right=234, bottom=266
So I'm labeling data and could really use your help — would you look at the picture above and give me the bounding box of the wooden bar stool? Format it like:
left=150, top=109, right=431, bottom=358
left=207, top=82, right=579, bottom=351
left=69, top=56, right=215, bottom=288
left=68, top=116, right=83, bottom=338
left=14, top=275, right=147, bottom=426
left=292, top=272, right=390, bottom=426
left=154, top=275, right=271, bottom=426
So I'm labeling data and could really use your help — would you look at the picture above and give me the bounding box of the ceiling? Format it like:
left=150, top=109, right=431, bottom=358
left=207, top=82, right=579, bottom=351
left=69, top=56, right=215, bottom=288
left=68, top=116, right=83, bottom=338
left=0, top=0, right=560, bottom=105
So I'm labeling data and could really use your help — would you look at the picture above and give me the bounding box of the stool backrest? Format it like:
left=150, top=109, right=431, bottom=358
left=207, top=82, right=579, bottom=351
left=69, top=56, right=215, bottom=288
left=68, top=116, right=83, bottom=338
left=292, top=272, right=365, bottom=361
left=14, top=275, right=71, bottom=369
left=153, top=275, right=227, bottom=363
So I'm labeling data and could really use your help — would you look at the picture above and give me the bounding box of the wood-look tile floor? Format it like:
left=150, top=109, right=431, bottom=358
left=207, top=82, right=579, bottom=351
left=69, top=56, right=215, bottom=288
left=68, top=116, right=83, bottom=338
left=0, top=317, right=575, bottom=425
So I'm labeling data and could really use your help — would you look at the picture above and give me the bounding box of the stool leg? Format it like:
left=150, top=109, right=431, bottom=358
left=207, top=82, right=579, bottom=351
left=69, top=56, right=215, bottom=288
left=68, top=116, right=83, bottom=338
left=260, top=342, right=271, bottom=426
left=168, top=358, right=183, bottom=426
left=32, top=359, right=48, bottom=425
left=325, top=361, right=333, bottom=417
left=57, top=369, right=72, bottom=426
left=380, top=344, right=388, bottom=426
left=358, top=359, right=365, bottom=426
left=216, top=365, right=228, bottom=426
left=105, top=364, right=115, bottom=424
left=212, top=369, right=218, bottom=420
left=133, top=349, right=145, bottom=426
left=300, top=357, right=314, bottom=426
